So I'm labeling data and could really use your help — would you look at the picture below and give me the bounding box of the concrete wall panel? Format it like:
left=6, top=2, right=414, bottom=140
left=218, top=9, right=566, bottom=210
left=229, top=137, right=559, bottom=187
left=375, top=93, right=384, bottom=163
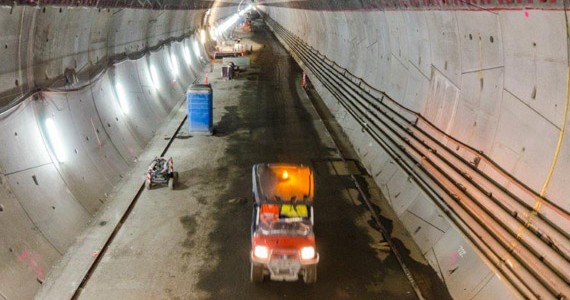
left=377, top=158, right=403, bottom=188
left=5, top=163, right=90, bottom=253
left=400, top=194, right=451, bottom=255
left=337, top=12, right=352, bottom=70
left=402, top=64, right=429, bottom=113
left=501, top=11, right=567, bottom=128
left=547, top=127, right=570, bottom=212
left=403, top=12, right=431, bottom=79
left=426, top=12, right=461, bottom=87
left=348, top=12, right=368, bottom=80
left=453, top=68, right=503, bottom=152
left=0, top=181, right=61, bottom=299
left=360, top=13, right=382, bottom=86
left=385, top=173, right=420, bottom=216
left=399, top=210, right=445, bottom=255
left=64, top=86, right=125, bottom=192
left=0, top=102, right=51, bottom=174
left=108, top=9, right=150, bottom=56
left=91, top=75, right=143, bottom=165
left=471, top=274, right=519, bottom=300
left=425, top=67, right=460, bottom=134
left=424, top=249, right=444, bottom=282
left=386, top=12, right=409, bottom=69
left=88, top=10, right=113, bottom=67
left=112, top=62, right=159, bottom=146
left=386, top=54, right=410, bottom=104
left=0, top=7, right=24, bottom=106
left=39, top=91, right=109, bottom=214
left=490, top=90, right=559, bottom=193
left=457, top=12, right=503, bottom=73
left=433, top=228, right=494, bottom=299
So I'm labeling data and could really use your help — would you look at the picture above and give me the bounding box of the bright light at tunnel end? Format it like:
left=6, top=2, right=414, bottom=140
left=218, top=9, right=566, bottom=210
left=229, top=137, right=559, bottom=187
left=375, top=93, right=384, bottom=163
left=211, top=5, right=254, bottom=40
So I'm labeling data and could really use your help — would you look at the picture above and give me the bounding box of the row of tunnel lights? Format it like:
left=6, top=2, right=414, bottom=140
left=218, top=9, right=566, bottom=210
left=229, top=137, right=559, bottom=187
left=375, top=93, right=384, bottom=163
left=44, top=5, right=254, bottom=164
left=45, top=36, right=204, bottom=163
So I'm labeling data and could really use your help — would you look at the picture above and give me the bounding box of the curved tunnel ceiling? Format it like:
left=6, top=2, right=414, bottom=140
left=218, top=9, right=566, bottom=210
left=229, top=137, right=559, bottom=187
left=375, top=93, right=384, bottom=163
left=0, top=0, right=568, bottom=299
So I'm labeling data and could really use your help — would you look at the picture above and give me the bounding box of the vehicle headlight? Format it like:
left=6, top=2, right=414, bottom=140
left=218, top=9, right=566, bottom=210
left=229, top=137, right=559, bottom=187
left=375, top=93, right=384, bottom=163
left=254, top=245, right=269, bottom=259
left=301, top=247, right=315, bottom=260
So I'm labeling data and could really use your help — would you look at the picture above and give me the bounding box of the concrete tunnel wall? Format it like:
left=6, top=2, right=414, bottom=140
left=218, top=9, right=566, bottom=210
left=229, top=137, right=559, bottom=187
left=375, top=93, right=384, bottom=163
left=0, top=4, right=237, bottom=299
left=0, top=0, right=568, bottom=298
left=259, top=2, right=569, bottom=299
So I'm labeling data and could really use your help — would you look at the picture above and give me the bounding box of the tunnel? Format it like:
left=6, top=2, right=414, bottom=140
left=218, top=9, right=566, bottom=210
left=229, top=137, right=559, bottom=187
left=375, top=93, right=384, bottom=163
left=0, top=0, right=568, bottom=299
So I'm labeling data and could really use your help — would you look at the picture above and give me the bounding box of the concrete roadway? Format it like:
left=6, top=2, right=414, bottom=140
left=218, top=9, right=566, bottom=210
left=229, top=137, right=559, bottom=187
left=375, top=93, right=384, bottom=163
left=76, top=22, right=420, bottom=300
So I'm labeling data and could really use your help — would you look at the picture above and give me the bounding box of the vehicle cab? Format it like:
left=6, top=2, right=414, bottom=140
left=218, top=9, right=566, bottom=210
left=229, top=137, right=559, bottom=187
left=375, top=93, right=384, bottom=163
left=250, top=163, right=319, bottom=284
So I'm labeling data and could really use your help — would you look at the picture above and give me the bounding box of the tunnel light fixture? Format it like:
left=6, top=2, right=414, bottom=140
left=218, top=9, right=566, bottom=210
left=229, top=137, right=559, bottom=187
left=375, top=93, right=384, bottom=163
left=238, top=5, right=252, bottom=16
left=172, top=55, right=179, bottom=76
left=200, top=29, right=207, bottom=45
left=218, top=14, right=239, bottom=33
left=193, top=40, right=201, bottom=58
left=150, top=65, right=160, bottom=90
left=210, top=28, right=218, bottom=40
left=45, top=117, right=66, bottom=163
left=115, top=82, right=129, bottom=115
left=183, top=45, right=192, bottom=65
left=214, top=4, right=252, bottom=37
left=169, top=54, right=179, bottom=78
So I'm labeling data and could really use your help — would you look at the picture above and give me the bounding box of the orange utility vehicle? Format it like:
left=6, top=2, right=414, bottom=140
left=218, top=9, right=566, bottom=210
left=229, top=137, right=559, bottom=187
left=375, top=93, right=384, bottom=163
left=250, top=163, right=319, bottom=284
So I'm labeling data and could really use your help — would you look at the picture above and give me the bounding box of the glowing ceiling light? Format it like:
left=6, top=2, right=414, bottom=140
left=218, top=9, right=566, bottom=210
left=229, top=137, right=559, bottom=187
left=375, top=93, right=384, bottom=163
left=150, top=65, right=160, bottom=90
left=200, top=29, right=206, bottom=45
left=238, top=4, right=253, bottom=16
left=45, top=117, right=66, bottom=163
left=183, top=45, right=191, bottom=65
left=220, top=14, right=239, bottom=32
left=193, top=40, right=201, bottom=57
left=282, top=170, right=289, bottom=180
left=210, top=28, right=218, bottom=40
left=115, top=82, right=129, bottom=115
left=170, top=54, right=179, bottom=77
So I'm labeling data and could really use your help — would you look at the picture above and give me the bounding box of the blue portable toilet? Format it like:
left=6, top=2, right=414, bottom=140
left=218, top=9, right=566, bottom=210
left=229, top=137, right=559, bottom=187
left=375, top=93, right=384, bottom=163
left=187, top=84, right=213, bottom=135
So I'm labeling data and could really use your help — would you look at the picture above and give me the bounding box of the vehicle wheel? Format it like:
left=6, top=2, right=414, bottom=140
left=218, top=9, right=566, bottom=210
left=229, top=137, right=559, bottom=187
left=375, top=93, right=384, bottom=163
left=168, top=178, right=174, bottom=190
left=250, top=263, right=264, bottom=283
left=145, top=180, right=151, bottom=190
left=304, top=265, right=317, bottom=284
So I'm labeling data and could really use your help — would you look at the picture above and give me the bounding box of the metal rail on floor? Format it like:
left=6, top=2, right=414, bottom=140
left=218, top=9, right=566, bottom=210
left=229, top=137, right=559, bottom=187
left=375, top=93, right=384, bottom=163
left=264, top=18, right=569, bottom=300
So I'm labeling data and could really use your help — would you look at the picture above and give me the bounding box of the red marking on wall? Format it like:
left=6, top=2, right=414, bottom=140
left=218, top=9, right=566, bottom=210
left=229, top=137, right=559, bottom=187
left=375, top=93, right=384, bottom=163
left=449, top=249, right=459, bottom=265
left=17, top=250, right=45, bottom=280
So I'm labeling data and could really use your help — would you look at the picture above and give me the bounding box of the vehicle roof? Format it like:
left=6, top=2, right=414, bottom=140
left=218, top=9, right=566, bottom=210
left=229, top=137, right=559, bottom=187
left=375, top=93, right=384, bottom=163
left=252, top=163, right=314, bottom=204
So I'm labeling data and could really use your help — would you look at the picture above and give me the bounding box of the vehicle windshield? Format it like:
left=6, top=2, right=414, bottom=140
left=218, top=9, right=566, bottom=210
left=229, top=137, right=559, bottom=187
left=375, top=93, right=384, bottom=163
left=258, top=219, right=313, bottom=236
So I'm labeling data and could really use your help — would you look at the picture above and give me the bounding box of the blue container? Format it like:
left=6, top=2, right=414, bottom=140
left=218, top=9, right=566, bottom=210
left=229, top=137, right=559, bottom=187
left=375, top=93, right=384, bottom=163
left=187, top=84, right=213, bottom=135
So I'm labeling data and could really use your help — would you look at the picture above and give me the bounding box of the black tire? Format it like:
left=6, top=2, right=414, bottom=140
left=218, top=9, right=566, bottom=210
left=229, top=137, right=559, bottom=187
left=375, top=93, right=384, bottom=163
left=250, top=263, right=264, bottom=283
left=168, top=178, right=174, bottom=190
left=304, top=265, right=317, bottom=284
